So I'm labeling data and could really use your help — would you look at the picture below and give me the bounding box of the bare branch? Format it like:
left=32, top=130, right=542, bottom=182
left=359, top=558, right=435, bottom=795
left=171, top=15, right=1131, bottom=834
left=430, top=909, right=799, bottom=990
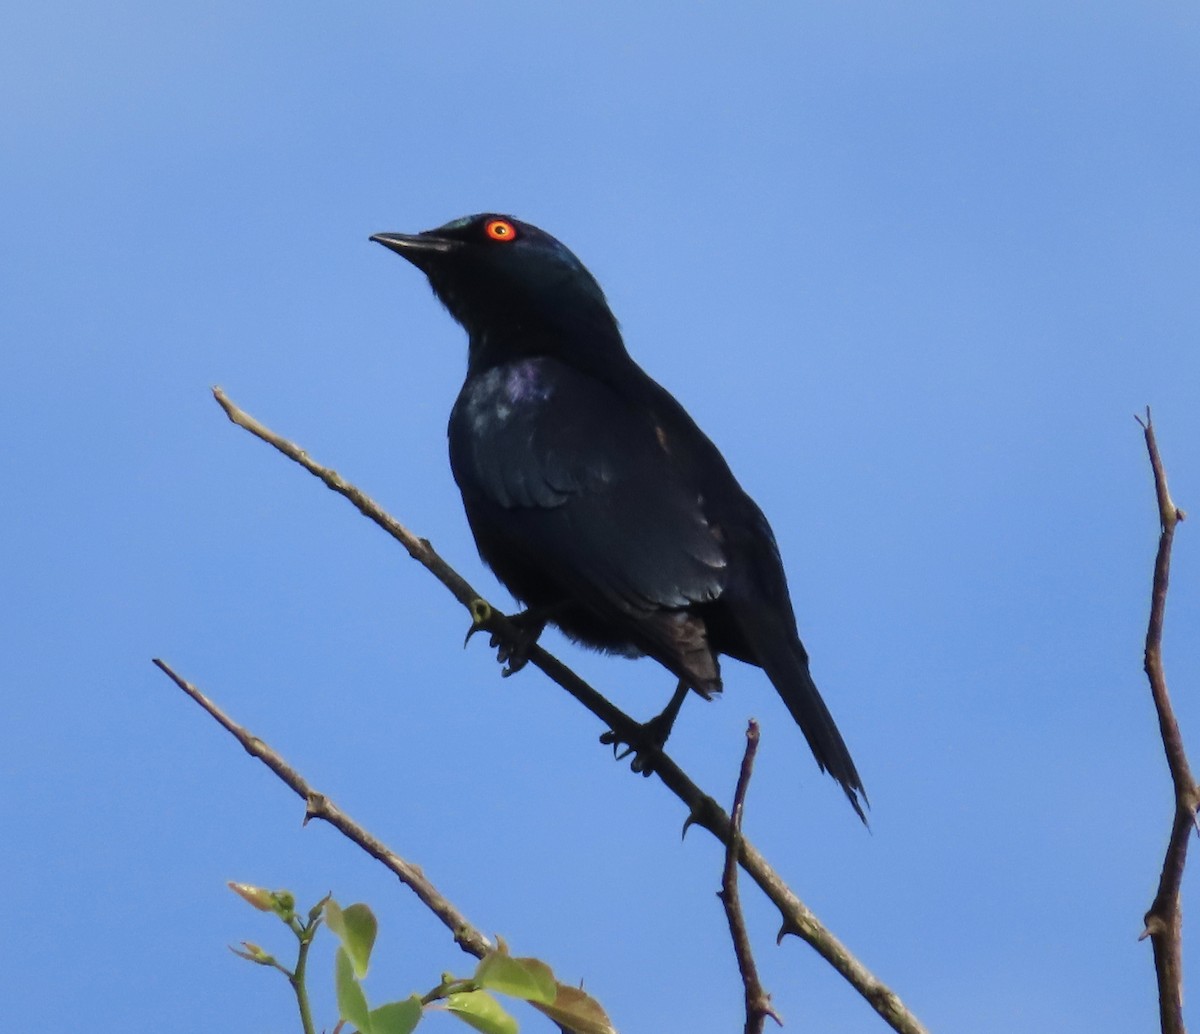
left=152, top=658, right=493, bottom=960
left=1134, top=408, right=1196, bottom=1034
left=208, top=386, right=930, bottom=1034
left=719, top=720, right=782, bottom=1034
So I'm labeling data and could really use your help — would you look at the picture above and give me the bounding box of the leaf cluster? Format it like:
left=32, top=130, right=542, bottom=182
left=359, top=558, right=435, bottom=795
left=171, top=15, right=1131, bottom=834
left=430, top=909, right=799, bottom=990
left=230, top=884, right=616, bottom=1034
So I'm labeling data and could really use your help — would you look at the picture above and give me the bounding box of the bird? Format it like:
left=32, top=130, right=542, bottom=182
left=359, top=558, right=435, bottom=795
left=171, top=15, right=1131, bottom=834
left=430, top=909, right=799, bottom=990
left=371, top=213, right=867, bottom=820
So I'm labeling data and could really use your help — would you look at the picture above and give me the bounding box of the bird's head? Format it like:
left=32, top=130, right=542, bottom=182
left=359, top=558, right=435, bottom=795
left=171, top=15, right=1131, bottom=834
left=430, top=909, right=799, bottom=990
left=371, top=214, right=626, bottom=371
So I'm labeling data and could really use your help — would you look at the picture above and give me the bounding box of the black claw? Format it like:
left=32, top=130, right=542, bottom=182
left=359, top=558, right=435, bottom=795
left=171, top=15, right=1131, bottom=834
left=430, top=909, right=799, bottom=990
left=598, top=722, right=667, bottom=776
left=490, top=631, right=530, bottom=676
left=598, top=730, right=626, bottom=761
left=462, top=603, right=547, bottom=676
left=598, top=679, right=691, bottom=774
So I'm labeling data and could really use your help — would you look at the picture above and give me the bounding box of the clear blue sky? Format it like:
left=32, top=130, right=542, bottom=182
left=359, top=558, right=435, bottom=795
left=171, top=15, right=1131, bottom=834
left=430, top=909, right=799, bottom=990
left=3, top=4, right=1198, bottom=1032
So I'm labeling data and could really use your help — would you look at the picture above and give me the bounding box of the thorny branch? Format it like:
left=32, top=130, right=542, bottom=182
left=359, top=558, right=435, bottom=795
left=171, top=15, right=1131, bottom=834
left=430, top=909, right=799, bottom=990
left=720, top=720, right=782, bottom=1034
left=152, top=659, right=494, bottom=960
left=1134, top=409, right=1196, bottom=1034
left=202, top=385, right=930, bottom=1034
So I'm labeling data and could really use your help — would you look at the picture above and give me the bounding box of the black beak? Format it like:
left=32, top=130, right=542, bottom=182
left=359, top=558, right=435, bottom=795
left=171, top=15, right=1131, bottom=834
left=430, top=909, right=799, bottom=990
left=370, top=232, right=458, bottom=261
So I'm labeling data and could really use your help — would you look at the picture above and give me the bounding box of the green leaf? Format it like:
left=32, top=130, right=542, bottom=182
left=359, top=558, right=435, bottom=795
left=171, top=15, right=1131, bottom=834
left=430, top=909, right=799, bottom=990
left=532, top=983, right=618, bottom=1034
left=444, top=990, right=518, bottom=1034
left=335, top=946, right=373, bottom=1033
left=369, top=996, right=423, bottom=1034
left=326, top=901, right=378, bottom=978
left=475, top=951, right=556, bottom=1005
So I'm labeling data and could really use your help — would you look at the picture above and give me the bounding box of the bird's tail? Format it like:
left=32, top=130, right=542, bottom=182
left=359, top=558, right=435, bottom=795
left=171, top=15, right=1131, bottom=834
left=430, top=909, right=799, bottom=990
left=738, top=616, right=868, bottom=823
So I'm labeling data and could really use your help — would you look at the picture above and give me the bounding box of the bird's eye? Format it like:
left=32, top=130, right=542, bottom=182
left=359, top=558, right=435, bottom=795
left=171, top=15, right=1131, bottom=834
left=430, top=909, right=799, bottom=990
left=484, top=219, right=517, bottom=242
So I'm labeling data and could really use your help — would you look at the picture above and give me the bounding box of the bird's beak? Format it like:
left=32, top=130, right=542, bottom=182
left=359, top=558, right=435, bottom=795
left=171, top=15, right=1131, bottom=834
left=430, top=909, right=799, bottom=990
left=370, top=232, right=459, bottom=259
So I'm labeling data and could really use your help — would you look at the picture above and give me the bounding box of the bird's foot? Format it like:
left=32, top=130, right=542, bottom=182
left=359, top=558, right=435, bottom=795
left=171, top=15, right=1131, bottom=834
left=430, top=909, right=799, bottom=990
left=600, top=717, right=671, bottom=777
left=599, top=679, right=691, bottom=777
left=492, top=607, right=548, bottom=676
left=463, top=600, right=548, bottom=677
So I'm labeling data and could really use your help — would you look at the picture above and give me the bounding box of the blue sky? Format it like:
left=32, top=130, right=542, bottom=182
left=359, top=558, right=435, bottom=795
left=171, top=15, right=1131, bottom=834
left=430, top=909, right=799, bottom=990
left=3, top=3, right=1198, bottom=1032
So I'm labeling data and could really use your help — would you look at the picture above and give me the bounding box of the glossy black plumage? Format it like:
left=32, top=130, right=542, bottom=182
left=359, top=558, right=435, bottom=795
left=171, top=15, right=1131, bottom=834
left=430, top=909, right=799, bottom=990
left=372, top=214, right=866, bottom=820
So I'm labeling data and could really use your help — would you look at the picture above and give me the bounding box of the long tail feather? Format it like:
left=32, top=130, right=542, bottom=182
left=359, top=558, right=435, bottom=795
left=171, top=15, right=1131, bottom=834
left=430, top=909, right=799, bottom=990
left=734, top=612, right=868, bottom=822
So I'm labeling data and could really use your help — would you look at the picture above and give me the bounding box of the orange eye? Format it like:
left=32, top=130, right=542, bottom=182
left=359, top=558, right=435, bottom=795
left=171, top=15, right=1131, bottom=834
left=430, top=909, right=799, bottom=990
left=485, top=218, right=517, bottom=242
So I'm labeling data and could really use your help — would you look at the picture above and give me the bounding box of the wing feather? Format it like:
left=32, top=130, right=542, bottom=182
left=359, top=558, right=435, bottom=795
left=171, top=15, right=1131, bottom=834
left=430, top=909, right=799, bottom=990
left=448, top=357, right=727, bottom=616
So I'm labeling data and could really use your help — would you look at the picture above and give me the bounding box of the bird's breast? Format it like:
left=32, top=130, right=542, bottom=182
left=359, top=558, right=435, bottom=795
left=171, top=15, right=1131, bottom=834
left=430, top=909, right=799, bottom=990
left=457, top=358, right=554, bottom=435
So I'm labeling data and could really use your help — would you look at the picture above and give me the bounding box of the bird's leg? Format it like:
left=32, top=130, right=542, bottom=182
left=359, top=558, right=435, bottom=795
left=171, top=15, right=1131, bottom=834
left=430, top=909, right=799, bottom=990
left=643, top=677, right=691, bottom=747
left=462, top=599, right=552, bottom=677
left=600, top=678, right=691, bottom=777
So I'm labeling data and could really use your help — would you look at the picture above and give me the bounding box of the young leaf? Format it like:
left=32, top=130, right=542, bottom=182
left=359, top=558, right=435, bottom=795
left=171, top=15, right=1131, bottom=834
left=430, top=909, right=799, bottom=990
left=227, top=882, right=276, bottom=912
left=474, top=951, right=556, bottom=1005
left=326, top=901, right=378, bottom=978
left=335, top=946, right=373, bottom=1033
left=229, top=941, right=276, bottom=967
left=444, top=990, right=517, bottom=1034
left=369, top=996, right=423, bottom=1034
left=532, top=983, right=618, bottom=1034
left=309, top=892, right=333, bottom=923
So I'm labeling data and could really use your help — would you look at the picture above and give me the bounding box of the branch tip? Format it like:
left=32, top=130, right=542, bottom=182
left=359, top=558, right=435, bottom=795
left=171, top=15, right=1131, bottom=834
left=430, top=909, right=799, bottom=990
left=721, top=720, right=777, bottom=1034
left=1135, top=414, right=1194, bottom=1034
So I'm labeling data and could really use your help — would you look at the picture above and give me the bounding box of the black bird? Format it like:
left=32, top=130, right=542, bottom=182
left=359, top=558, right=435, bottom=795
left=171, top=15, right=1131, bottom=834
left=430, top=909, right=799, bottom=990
left=372, top=214, right=866, bottom=820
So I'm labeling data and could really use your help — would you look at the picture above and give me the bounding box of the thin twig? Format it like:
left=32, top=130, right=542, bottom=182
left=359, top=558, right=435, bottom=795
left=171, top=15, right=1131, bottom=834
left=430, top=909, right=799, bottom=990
left=152, top=659, right=493, bottom=961
left=207, top=386, right=930, bottom=1034
left=719, top=720, right=782, bottom=1034
left=1133, top=408, right=1196, bottom=1034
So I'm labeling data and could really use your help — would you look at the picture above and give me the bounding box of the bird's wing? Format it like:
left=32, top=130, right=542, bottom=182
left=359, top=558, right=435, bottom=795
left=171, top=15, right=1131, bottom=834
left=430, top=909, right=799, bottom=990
left=449, top=358, right=728, bottom=616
